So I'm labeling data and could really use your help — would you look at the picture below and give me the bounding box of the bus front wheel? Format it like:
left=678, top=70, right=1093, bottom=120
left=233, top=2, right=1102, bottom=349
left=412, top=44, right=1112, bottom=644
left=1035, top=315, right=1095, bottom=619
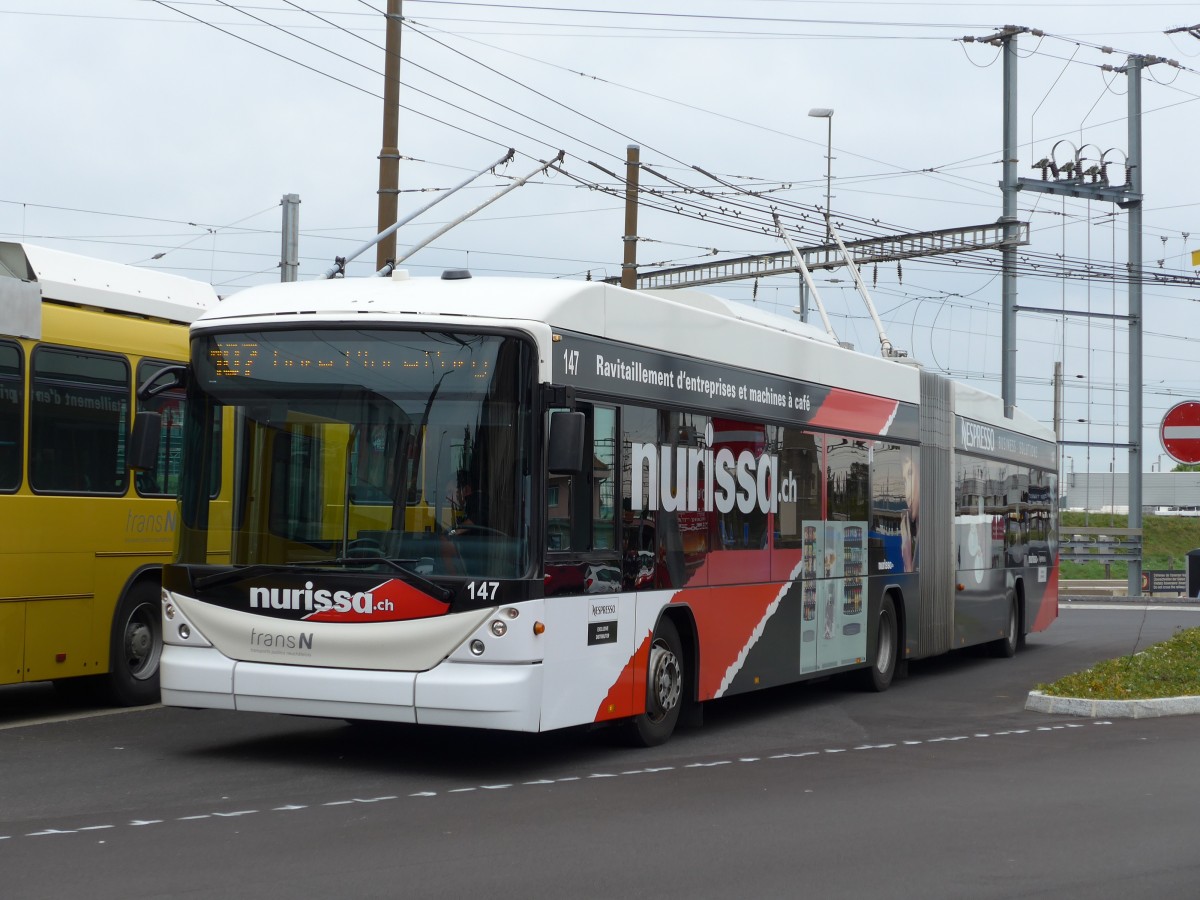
left=103, top=582, right=163, bottom=706
left=627, top=617, right=684, bottom=747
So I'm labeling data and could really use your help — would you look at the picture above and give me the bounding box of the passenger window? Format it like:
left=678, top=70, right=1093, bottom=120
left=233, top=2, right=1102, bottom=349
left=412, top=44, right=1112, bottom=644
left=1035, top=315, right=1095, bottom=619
left=135, top=359, right=185, bottom=497
left=776, top=427, right=822, bottom=547
left=30, top=347, right=129, bottom=494
left=546, top=403, right=617, bottom=553
left=0, top=341, right=21, bottom=492
left=592, top=406, right=617, bottom=551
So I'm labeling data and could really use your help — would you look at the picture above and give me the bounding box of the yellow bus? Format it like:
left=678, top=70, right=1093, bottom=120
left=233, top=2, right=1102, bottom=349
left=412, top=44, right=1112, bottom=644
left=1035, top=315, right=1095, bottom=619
left=0, top=241, right=217, bottom=704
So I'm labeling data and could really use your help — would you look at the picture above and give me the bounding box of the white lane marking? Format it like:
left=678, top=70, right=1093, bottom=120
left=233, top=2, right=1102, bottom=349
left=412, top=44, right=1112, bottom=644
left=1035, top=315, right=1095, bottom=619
left=1062, top=603, right=1200, bottom=612
left=0, top=704, right=162, bottom=732
left=3, top=721, right=1118, bottom=844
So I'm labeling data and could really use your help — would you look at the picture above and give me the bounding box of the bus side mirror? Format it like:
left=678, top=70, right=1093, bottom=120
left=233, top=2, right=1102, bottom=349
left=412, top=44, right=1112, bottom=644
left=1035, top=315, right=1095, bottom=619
left=129, top=412, right=162, bottom=471
left=548, top=411, right=586, bottom=475
left=137, top=364, right=187, bottom=401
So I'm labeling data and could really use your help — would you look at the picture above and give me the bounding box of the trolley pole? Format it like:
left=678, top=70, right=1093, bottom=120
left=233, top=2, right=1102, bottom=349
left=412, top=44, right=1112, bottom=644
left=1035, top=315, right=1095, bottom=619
left=376, top=0, right=403, bottom=272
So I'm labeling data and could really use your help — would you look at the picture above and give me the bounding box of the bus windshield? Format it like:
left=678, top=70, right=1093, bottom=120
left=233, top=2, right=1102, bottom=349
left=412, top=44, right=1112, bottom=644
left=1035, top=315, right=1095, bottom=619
left=180, top=327, right=533, bottom=581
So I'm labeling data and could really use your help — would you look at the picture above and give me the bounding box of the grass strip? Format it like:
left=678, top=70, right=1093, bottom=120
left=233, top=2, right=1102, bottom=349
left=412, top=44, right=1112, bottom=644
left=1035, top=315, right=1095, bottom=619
left=1036, top=626, right=1200, bottom=699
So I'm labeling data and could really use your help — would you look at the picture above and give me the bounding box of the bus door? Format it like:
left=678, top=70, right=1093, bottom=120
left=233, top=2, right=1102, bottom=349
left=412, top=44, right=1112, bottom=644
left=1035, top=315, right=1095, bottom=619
left=541, top=403, right=631, bottom=730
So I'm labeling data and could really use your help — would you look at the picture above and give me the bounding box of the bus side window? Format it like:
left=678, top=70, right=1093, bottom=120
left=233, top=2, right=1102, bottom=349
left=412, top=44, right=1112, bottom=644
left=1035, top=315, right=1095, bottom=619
left=592, top=406, right=617, bottom=551
left=135, top=358, right=185, bottom=497
left=30, top=346, right=129, bottom=495
left=0, top=341, right=21, bottom=492
left=545, top=404, right=617, bottom=553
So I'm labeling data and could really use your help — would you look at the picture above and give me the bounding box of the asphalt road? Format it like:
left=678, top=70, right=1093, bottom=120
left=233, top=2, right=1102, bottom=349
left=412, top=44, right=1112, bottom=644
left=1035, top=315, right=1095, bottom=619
left=3, top=604, right=1199, bottom=899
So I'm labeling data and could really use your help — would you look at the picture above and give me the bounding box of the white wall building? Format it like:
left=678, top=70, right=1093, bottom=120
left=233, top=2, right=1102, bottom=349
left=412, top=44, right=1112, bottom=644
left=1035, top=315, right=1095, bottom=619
left=1060, top=471, right=1200, bottom=513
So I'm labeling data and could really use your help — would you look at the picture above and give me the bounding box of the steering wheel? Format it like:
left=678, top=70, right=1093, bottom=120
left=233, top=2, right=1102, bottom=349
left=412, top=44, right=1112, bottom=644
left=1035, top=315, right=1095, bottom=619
left=345, top=538, right=384, bottom=558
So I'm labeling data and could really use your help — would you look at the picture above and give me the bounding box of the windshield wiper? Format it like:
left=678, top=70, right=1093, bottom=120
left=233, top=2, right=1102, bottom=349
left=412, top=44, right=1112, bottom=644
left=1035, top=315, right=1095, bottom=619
left=292, top=556, right=453, bottom=603
left=194, top=562, right=316, bottom=591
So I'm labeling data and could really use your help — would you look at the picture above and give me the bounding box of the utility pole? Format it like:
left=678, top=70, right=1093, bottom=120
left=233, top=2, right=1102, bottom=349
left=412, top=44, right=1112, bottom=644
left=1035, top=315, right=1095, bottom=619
left=621, top=144, right=640, bottom=290
left=280, top=193, right=300, bottom=282
left=1124, top=54, right=1145, bottom=599
left=376, top=0, right=403, bottom=271
left=1000, top=28, right=1020, bottom=420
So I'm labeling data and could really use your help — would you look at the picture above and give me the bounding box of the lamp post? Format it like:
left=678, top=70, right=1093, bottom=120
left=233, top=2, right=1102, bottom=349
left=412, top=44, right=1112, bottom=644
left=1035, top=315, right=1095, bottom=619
left=808, top=107, right=834, bottom=239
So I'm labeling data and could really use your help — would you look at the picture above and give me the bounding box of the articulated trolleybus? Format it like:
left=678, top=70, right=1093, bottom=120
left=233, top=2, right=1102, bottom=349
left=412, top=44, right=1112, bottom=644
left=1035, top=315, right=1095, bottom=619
left=151, top=269, right=1058, bottom=745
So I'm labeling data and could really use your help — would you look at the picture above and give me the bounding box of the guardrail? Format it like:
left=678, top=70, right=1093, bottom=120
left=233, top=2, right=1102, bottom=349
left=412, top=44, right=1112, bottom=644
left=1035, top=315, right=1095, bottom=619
left=1060, top=575, right=1190, bottom=598
left=1059, top=526, right=1142, bottom=565
left=1060, top=579, right=1127, bottom=598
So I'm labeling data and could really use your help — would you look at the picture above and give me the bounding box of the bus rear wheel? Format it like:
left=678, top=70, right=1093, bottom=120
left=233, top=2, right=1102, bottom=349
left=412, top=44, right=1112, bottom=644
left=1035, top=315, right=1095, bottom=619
left=989, top=594, right=1020, bottom=659
left=860, top=595, right=898, bottom=692
left=627, top=617, right=684, bottom=747
left=102, top=582, right=163, bottom=706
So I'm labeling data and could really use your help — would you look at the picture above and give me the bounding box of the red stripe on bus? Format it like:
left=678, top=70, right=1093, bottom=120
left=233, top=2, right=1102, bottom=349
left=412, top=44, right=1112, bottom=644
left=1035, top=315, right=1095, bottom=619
left=684, top=583, right=785, bottom=700
left=594, top=634, right=650, bottom=722
left=303, top=579, right=449, bottom=623
left=1029, top=563, right=1059, bottom=632
left=809, top=389, right=899, bottom=437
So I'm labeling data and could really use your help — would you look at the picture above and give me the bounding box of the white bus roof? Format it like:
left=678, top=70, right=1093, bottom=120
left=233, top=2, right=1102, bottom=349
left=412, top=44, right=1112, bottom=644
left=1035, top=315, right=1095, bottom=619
left=196, top=271, right=933, bottom=405
left=0, top=241, right=217, bottom=324
left=953, top=379, right=1055, bottom=443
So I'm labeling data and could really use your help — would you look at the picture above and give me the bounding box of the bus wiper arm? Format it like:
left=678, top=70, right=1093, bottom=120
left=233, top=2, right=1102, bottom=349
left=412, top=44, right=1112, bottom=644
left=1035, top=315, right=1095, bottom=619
left=303, top=556, right=453, bottom=603
left=194, top=562, right=317, bottom=591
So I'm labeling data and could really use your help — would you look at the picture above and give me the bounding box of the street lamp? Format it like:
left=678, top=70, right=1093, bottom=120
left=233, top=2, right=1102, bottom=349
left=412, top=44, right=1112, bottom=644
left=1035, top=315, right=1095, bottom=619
left=808, top=107, right=834, bottom=239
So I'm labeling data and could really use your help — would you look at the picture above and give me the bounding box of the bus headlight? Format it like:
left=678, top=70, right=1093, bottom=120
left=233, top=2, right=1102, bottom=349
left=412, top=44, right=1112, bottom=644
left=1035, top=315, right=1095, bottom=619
left=470, top=640, right=486, bottom=656
left=490, top=620, right=508, bottom=637
left=178, top=624, right=191, bottom=640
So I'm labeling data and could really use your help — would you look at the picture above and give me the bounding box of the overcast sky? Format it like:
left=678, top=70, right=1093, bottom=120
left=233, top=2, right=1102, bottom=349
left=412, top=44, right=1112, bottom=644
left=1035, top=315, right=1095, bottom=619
left=5, top=1, right=1200, bottom=478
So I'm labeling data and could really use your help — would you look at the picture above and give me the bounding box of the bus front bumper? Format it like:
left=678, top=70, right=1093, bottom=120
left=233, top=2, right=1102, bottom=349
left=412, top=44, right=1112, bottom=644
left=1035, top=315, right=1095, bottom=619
left=160, top=644, right=544, bottom=732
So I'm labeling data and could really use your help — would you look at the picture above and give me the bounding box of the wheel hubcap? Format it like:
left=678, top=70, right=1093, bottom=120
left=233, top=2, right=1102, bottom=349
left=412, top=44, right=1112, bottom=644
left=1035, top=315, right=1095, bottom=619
left=647, top=640, right=681, bottom=722
left=123, top=606, right=160, bottom=680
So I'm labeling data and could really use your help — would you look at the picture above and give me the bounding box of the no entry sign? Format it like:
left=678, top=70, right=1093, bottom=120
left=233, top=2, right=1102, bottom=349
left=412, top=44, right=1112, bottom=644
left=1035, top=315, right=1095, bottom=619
left=1161, top=401, right=1200, bottom=465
